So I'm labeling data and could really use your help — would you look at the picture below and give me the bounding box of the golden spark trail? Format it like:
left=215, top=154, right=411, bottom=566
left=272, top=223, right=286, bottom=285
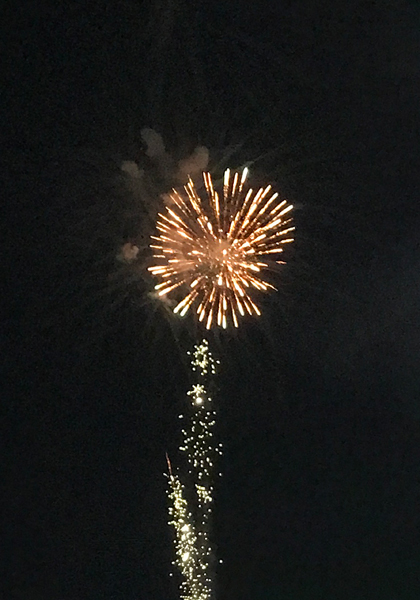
left=166, top=340, right=221, bottom=600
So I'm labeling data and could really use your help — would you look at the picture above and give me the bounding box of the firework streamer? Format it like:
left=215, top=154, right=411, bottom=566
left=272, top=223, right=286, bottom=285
left=152, top=168, right=294, bottom=599
left=166, top=339, right=221, bottom=600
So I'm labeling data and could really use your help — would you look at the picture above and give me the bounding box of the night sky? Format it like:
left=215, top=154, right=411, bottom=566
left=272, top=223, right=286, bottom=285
left=4, top=1, right=420, bottom=598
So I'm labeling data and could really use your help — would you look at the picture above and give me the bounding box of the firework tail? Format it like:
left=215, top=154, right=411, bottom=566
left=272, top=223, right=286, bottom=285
left=167, top=340, right=221, bottom=600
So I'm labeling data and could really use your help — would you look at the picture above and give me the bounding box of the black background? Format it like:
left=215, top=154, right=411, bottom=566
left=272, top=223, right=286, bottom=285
left=3, top=1, right=420, bottom=598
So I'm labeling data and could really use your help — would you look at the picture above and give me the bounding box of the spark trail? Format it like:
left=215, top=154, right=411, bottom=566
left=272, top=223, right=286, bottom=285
left=167, top=340, right=221, bottom=600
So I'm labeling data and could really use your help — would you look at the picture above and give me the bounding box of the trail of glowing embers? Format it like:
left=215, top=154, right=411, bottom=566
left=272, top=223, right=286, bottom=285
left=166, top=340, right=221, bottom=600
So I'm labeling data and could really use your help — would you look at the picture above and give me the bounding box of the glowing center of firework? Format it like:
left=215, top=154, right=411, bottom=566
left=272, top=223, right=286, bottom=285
left=149, top=168, right=294, bottom=329
left=203, top=239, right=244, bottom=281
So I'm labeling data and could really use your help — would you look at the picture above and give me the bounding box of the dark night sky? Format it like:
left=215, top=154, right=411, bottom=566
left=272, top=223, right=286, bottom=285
left=3, top=1, right=420, bottom=598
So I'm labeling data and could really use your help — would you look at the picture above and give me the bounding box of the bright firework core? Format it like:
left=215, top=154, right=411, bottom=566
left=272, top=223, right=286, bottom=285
left=149, top=168, right=294, bottom=329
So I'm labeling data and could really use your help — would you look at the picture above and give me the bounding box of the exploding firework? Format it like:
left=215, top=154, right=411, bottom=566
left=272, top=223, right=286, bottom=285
left=167, top=340, right=221, bottom=600
left=149, top=168, right=294, bottom=329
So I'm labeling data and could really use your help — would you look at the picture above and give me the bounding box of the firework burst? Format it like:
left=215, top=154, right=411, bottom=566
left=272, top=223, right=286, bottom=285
left=149, top=168, right=294, bottom=329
